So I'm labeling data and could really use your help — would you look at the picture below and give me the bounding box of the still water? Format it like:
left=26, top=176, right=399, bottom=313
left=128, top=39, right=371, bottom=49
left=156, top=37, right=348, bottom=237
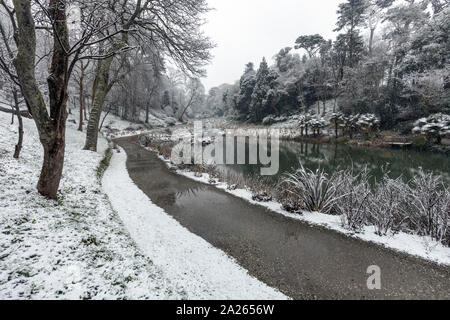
left=220, top=140, right=450, bottom=185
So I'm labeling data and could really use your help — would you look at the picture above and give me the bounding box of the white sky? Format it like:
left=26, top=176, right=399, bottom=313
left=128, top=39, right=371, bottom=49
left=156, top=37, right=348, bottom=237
left=202, top=0, right=343, bottom=90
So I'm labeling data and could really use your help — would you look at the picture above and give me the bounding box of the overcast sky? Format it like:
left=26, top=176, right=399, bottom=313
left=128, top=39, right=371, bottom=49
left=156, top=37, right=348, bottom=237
left=202, top=0, right=343, bottom=90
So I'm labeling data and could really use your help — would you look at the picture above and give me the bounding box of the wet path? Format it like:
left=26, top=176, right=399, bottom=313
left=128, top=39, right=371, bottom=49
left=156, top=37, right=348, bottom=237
left=116, top=136, right=450, bottom=300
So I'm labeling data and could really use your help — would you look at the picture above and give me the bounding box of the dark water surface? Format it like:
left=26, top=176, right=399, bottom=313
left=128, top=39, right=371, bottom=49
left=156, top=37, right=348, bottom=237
left=221, top=140, right=450, bottom=184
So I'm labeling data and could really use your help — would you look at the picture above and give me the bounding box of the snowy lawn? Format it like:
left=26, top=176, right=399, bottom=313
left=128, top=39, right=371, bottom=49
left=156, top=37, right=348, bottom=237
left=0, top=113, right=184, bottom=299
left=0, top=112, right=286, bottom=300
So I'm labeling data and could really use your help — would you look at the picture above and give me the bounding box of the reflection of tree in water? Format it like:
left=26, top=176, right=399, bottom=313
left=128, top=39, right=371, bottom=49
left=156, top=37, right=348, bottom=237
left=176, top=185, right=207, bottom=199
left=219, top=140, right=450, bottom=186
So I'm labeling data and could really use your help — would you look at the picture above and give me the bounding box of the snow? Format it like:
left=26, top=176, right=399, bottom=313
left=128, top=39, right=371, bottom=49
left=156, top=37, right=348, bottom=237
left=0, top=112, right=183, bottom=299
left=102, top=147, right=287, bottom=300
left=153, top=153, right=450, bottom=267
left=0, top=110, right=286, bottom=300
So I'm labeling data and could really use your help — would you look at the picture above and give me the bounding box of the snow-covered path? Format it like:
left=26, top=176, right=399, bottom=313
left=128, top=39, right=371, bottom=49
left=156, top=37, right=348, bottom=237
left=102, top=146, right=287, bottom=300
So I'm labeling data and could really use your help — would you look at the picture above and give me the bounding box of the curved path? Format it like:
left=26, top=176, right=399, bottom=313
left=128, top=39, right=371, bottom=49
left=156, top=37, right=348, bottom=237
left=116, top=136, right=450, bottom=300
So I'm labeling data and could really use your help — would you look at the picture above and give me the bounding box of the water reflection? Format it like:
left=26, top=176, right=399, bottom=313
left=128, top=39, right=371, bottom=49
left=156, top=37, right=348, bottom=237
left=222, top=141, right=450, bottom=185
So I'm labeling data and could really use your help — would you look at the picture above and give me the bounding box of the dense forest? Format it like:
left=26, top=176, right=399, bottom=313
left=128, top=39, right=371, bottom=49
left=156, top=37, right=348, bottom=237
left=202, top=0, right=449, bottom=132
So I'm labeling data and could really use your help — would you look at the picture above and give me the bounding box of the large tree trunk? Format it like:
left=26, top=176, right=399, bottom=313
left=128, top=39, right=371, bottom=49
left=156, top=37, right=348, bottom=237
left=38, top=130, right=66, bottom=197
left=12, top=0, right=69, bottom=199
left=84, top=57, right=113, bottom=152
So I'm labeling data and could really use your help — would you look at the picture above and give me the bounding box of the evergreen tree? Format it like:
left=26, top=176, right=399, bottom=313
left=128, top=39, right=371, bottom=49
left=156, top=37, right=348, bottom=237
left=234, top=62, right=257, bottom=118
left=335, top=0, right=368, bottom=67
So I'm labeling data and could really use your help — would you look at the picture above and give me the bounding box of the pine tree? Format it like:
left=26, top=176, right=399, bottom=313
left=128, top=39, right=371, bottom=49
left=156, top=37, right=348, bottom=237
left=249, top=58, right=270, bottom=122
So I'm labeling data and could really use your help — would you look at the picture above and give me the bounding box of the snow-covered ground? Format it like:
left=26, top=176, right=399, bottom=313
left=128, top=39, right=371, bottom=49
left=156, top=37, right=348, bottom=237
left=0, top=112, right=181, bottom=299
left=0, top=111, right=286, bottom=300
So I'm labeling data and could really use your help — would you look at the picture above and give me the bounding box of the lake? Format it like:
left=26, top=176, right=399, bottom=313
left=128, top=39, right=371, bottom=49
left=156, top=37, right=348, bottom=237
left=219, top=140, right=450, bottom=185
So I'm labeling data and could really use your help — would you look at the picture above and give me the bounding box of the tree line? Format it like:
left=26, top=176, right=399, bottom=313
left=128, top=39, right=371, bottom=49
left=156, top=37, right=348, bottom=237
left=206, top=0, right=449, bottom=129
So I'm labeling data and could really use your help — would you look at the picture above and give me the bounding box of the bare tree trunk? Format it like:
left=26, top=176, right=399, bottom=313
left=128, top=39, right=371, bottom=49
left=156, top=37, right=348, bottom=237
left=84, top=57, right=113, bottom=152
left=12, top=0, right=69, bottom=199
left=12, top=89, right=23, bottom=159
left=84, top=96, right=88, bottom=121
left=369, top=28, right=375, bottom=57
left=10, top=104, right=14, bottom=124
left=145, top=86, right=157, bottom=124
left=78, top=72, right=85, bottom=131
left=99, top=104, right=113, bottom=132
left=322, top=98, right=326, bottom=116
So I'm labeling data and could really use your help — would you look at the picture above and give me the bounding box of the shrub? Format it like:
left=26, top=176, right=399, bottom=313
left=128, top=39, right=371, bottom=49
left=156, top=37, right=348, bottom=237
left=282, top=166, right=339, bottom=214
left=407, top=171, right=450, bottom=244
left=334, top=170, right=371, bottom=232
left=247, top=176, right=275, bottom=202
left=368, top=177, right=409, bottom=236
left=277, top=179, right=304, bottom=214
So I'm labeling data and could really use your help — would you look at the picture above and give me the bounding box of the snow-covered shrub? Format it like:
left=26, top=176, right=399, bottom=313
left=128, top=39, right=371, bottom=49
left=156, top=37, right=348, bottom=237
left=282, top=166, right=338, bottom=214
left=247, top=176, right=275, bottom=202
left=342, top=114, right=361, bottom=138
left=298, top=113, right=313, bottom=136
left=334, top=170, right=371, bottom=232
left=329, top=112, right=345, bottom=137
left=277, top=179, right=304, bottom=214
left=308, top=117, right=328, bottom=136
left=407, top=171, right=450, bottom=244
left=341, top=114, right=380, bottom=138
left=368, top=177, right=409, bottom=236
left=357, top=114, right=380, bottom=134
left=412, top=113, right=450, bottom=144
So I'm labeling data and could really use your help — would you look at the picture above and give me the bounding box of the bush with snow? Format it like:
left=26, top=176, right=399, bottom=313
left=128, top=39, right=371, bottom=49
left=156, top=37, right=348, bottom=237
left=334, top=170, right=372, bottom=232
left=282, top=166, right=339, bottom=214
left=412, top=113, right=450, bottom=144
left=406, top=171, right=450, bottom=245
left=368, top=177, right=409, bottom=236
left=329, top=112, right=346, bottom=137
left=308, top=117, right=328, bottom=136
left=297, top=114, right=328, bottom=137
left=356, top=114, right=380, bottom=134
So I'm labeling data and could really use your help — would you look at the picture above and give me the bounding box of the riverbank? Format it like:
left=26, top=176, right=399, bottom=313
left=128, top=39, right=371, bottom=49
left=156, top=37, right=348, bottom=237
left=138, top=134, right=450, bottom=267
left=199, top=118, right=450, bottom=155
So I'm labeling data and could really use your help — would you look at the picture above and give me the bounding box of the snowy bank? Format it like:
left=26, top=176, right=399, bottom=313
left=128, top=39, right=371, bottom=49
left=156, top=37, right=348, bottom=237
left=102, top=147, right=287, bottom=300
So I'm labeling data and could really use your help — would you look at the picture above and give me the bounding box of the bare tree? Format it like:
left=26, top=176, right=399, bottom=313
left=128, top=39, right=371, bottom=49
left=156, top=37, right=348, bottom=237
left=0, top=1, right=25, bottom=158
left=178, top=77, right=203, bottom=122
left=83, top=0, right=214, bottom=151
left=72, top=59, right=91, bottom=131
left=8, top=0, right=137, bottom=199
